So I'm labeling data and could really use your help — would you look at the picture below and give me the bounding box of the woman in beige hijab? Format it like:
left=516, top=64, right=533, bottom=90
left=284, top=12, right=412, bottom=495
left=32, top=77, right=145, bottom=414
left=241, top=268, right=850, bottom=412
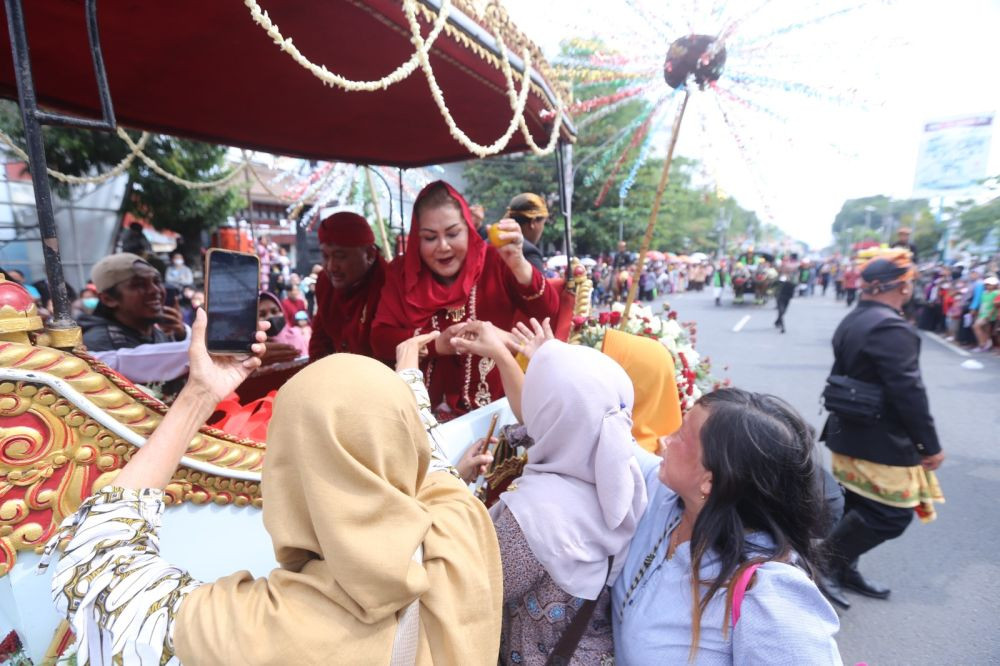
left=42, top=310, right=502, bottom=665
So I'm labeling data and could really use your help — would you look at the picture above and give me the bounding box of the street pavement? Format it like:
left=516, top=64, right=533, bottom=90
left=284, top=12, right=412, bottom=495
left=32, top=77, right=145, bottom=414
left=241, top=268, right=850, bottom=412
left=659, top=286, right=1000, bottom=665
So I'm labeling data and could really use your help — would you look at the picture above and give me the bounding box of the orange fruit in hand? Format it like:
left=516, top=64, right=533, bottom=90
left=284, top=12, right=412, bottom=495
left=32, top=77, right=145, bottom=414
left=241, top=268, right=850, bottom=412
left=488, top=223, right=514, bottom=248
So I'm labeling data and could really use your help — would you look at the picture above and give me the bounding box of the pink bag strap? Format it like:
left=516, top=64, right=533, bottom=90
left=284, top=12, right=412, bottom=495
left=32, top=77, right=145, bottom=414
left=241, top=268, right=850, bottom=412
left=731, top=563, right=762, bottom=625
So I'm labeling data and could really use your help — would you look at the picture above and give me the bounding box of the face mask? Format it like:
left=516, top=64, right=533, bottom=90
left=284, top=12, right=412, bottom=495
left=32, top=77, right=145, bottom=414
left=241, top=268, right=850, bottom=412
left=82, top=297, right=99, bottom=311
left=266, top=315, right=285, bottom=337
left=173, top=258, right=184, bottom=266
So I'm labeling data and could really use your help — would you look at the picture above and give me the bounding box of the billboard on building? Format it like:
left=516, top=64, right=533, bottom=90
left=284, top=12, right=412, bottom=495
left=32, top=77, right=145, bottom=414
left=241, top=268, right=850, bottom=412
left=913, top=114, right=994, bottom=195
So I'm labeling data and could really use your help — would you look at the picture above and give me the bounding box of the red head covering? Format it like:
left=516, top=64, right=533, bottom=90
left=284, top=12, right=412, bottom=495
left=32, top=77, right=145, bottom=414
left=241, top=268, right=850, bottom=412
left=387, top=180, right=488, bottom=325
left=317, top=212, right=375, bottom=246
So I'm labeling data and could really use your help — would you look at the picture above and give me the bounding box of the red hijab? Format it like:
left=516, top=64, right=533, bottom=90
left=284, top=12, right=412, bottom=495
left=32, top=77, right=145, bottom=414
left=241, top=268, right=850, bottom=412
left=384, top=180, right=488, bottom=326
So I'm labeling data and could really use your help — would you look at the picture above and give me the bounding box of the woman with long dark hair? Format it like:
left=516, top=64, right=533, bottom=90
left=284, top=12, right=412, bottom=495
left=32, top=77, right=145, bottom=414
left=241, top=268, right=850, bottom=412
left=612, top=389, right=841, bottom=664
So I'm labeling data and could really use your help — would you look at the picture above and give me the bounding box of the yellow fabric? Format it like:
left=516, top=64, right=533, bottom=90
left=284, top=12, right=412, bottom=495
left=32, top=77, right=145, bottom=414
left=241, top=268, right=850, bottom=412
left=831, top=453, right=945, bottom=523
left=601, top=329, right=683, bottom=452
left=174, top=354, right=503, bottom=665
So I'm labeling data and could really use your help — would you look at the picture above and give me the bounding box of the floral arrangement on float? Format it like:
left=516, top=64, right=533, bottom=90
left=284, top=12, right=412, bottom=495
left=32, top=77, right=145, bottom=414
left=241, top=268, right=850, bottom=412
left=572, top=302, right=726, bottom=412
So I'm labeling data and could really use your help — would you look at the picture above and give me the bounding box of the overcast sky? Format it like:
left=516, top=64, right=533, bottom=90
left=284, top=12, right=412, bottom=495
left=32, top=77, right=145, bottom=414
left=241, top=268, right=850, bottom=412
left=501, top=0, right=1000, bottom=248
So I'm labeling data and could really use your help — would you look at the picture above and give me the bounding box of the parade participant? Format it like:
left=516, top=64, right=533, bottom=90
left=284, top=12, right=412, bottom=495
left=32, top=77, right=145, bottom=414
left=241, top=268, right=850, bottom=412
left=711, top=262, right=730, bottom=306
left=613, top=390, right=841, bottom=664
left=842, top=261, right=861, bottom=307
left=258, top=291, right=309, bottom=359
left=80, top=253, right=187, bottom=352
left=309, top=211, right=387, bottom=360
left=891, top=227, right=919, bottom=263
left=972, top=275, right=999, bottom=351
left=165, top=252, right=194, bottom=287
left=280, top=285, right=308, bottom=324
left=819, top=250, right=944, bottom=609
left=70, top=285, right=99, bottom=319
left=774, top=254, right=800, bottom=334
left=371, top=181, right=558, bottom=416
left=44, top=312, right=503, bottom=665
left=601, top=328, right=682, bottom=451
left=491, top=340, right=646, bottom=666
left=505, top=192, right=548, bottom=271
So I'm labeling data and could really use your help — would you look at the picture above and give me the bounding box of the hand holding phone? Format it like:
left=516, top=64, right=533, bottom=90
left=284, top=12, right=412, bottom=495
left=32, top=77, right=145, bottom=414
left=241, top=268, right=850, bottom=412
left=183, top=309, right=268, bottom=406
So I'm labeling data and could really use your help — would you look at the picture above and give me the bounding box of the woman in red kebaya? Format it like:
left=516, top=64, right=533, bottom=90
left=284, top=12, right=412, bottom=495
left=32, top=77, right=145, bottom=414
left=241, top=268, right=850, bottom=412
left=371, top=181, right=559, bottom=417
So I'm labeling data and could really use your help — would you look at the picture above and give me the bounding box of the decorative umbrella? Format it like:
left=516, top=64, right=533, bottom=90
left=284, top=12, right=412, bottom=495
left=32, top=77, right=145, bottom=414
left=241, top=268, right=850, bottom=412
left=646, top=250, right=665, bottom=261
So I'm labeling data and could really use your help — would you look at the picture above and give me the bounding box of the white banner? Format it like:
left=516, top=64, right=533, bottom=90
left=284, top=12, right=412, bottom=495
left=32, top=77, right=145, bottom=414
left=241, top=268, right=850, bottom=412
left=913, top=114, right=994, bottom=195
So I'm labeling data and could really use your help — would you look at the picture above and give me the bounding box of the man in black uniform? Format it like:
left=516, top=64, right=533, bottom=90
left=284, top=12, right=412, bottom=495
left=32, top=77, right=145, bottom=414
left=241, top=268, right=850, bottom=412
left=819, top=250, right=945, bottom=609
left=774, top=253, right=799, bottom=333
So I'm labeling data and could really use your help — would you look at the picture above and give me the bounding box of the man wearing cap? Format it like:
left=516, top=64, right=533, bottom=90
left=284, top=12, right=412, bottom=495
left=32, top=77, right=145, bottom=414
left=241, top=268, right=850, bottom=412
left=890, top=227, right=918, bottom=263
left=309, top=212, right=387, bottom=361
left=81, top=253, right=188, bottom=352
left=505, top=193, right=548, bottom=272
left=818, top=249, right=944, bottom=610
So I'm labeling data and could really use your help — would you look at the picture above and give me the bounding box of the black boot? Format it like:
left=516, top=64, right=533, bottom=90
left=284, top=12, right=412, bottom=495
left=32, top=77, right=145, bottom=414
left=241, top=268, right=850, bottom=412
left=817, top=571, right=850, bottom=610
left=820, top=511, right=891, bottom=606
left=841, top=560, right=890, bottom=599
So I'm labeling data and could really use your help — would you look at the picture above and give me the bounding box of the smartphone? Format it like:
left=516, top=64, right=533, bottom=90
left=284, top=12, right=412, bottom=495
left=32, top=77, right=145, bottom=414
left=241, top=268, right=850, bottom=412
left=204, top=249, right=260, bottom=354
left=164, top=284, right=180, bottom=308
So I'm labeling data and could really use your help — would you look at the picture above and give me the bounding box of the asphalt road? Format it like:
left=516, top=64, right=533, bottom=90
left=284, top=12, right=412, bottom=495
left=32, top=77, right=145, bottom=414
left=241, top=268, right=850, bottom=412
left=661, top=286, right=1000, bottom=665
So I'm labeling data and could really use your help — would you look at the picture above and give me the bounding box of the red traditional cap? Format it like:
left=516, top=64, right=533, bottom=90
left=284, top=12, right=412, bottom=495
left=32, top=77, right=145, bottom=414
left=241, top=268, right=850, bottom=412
left=317, top=212, right=375, bottom=247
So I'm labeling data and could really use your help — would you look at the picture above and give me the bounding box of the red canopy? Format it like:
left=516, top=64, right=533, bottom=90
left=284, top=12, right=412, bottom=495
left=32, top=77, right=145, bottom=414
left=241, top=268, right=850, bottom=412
left=0, top=0, right=573, bottom=167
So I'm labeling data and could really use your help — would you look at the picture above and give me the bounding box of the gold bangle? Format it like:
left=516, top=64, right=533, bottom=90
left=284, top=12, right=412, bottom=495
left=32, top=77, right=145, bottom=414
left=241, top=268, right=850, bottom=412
left=522, top=278, right=547, bottom=301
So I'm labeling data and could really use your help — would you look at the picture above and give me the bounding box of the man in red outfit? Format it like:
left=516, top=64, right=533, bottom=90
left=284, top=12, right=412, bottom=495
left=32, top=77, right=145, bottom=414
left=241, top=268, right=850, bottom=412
left=308, top=212, right=387, bottom=361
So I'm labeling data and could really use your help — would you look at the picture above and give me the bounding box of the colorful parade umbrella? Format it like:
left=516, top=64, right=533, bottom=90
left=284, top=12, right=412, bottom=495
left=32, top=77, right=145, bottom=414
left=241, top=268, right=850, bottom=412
left=646, top=250, right=665, bottom=261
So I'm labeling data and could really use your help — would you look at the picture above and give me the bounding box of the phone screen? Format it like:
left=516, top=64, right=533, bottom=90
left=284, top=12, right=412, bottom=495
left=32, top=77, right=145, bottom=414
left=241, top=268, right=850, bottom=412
left=206, top=250, right=260, bottom=353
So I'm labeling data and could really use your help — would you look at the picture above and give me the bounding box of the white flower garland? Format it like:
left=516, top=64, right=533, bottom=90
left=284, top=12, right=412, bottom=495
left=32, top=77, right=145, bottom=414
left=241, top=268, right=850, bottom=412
left=0, top=127, right=151, bottom=185
left=243, top=0, right=452, bottom=92
left=116, top=128, right=249, bottom=190
left=405, top=0, right=532, bottom=158
left=245, top=0, right=564, bottom=158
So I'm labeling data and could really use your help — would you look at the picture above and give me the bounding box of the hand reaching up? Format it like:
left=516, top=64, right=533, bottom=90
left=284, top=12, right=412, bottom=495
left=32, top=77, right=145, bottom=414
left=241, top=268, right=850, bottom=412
left=396, top=331, right=441, bottom=370
left=510, top=317, right=554, bottom=360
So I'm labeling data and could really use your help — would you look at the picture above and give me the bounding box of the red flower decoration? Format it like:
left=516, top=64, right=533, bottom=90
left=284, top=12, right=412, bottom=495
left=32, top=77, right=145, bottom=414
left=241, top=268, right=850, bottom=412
left=667, top=311, right=678, bottom=320
left=0, top=632, right=21, bottom=661
left=609, top=311, right=622, bottom=325
left=598, top=311, right=610, bottom=325
left=571, top=315, right=587, bottom=329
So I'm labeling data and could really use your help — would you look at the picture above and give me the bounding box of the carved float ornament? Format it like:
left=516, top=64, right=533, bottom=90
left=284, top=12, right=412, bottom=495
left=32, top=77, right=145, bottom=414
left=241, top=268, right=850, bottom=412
left=0, top=339, right=266, bottom=576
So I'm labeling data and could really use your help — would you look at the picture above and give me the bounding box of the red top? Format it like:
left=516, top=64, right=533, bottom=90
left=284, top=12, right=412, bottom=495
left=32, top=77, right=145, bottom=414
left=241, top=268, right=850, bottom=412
left=371, top=181, right=558, bottom=415
left=843, top=268, right=861, bottom=289
left=371, top=250, right=558, bottom=415
left=281, top=296, right=309, bottom=325
left=309, top=257, right=387, bottom=361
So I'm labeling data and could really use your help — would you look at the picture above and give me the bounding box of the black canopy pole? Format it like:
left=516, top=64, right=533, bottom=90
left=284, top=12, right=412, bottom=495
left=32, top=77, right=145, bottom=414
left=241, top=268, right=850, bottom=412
left=4, top=0, right=117, bottom=344
left=555, top=139, right=574, bottom=281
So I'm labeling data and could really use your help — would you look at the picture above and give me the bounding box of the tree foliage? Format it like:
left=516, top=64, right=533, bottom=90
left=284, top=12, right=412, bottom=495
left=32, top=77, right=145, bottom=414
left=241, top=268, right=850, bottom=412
left=0, top=101, right=242, bottom=261
left=955, top=176, right=1000, bottom=247
left=462, top=38, right=772, bottom=257
left=464, top=107, right=766, bottom=256
left=831, top=195, right=941, bottom=257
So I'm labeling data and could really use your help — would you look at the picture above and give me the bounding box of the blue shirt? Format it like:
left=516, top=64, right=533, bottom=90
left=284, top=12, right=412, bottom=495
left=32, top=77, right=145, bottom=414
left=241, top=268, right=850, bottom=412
left=611, top=449, right=842, bottom=665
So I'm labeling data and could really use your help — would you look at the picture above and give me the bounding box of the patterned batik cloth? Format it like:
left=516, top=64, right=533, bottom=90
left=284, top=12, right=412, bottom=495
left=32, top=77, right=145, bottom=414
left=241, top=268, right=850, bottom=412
left=494, top=507, right=614, bottom=666
left=39, top=486, right=203, bottom=665
left=832, top=453, right=946, bottom=523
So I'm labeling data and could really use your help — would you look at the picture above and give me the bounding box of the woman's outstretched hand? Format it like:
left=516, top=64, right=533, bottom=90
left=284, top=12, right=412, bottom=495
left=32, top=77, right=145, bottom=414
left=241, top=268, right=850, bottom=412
left=396, top=331, right=441, bottom=370
left=186, top=308, right=268, bottom=405
left=452, top=321, right=511, bottom=361
left=510, top=317, right=554, bottom=360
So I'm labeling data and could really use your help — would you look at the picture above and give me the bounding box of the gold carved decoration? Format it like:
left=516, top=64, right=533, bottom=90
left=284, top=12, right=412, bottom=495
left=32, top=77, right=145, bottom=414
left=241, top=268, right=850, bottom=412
left=0, top=341, right=266, bottom=575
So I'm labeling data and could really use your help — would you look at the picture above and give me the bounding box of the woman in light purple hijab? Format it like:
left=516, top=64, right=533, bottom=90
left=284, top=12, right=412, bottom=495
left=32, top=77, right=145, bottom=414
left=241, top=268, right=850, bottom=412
left=488, top=339, right=648, bottom=666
